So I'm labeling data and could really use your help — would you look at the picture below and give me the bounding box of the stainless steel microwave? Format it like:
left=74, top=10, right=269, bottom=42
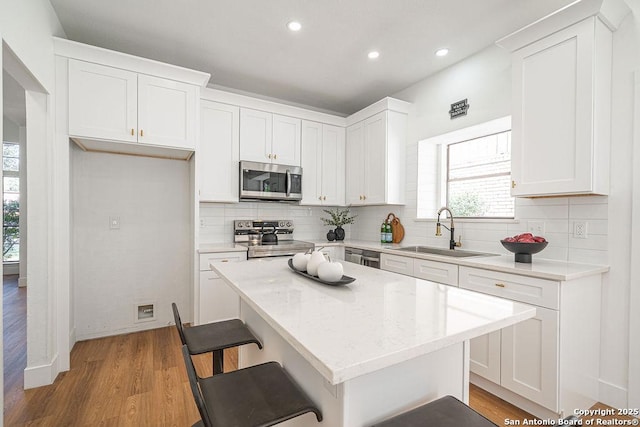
left=239, top=161, right=303, bottom=201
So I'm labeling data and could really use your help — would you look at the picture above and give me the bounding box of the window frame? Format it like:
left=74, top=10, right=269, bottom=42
left=3, top=141, right=21, bottom=263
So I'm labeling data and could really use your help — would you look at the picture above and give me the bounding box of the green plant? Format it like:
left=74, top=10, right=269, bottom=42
left=3, top=199, right=20, bottom=257
left=449, top=191, right=486, bottom=217
left=321, top=207, right=357, bottom=227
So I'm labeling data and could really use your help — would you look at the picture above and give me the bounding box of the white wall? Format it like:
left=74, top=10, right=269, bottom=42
left=3, top=116, right=19, bottom=141
left=72, top=149, right=191, bottom=340
left=348, top=15, right=638, bottom=408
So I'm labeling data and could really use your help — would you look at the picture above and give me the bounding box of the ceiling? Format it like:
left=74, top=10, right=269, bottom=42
left=47, top=0, right=574, bottom=116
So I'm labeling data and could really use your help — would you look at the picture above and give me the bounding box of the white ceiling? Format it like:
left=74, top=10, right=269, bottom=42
left=48, top=0, right=575, bottom=116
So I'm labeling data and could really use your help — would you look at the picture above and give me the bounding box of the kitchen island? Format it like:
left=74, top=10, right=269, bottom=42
left=212, top=257, right=536, bottom=426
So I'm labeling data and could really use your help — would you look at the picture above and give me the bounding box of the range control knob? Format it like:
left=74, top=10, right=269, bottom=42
left=286, top=221, right=292, bottom=227
left=279, top=221, right=285, bottom=227
left=236, top=221, right=243, bottom=228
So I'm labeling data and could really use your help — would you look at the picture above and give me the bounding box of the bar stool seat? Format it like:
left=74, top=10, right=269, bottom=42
left=172, top=302, right=262, bottom=375
left=182, top=345, right=322, bottom=427
left=370, top=395, right=497, bottom=427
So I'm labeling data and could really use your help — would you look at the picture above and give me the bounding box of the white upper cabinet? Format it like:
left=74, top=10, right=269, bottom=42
left=68, top=59, right=198, bottom=150
left=240, top=108, right=301, bottom=166
left=199, top=100, right=239, bottom=202
left=301, top=121, right=345, bottom=206
left=137, top=74, right=197, bottom=150
left=346, top=107, right=407, bottom=206
left=506, top=17, right=612, bottom=197
left=69, top=60, right=138, bottom=143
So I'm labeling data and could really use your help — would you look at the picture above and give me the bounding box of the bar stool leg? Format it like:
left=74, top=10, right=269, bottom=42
left=213, top=349, right=224, bottom=375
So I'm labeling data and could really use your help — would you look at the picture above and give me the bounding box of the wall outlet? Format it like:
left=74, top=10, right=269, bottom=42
left=528, top=221, right=545, bottom=236
left=574, top=221, right=588, bottom=239
left=109, top=216, right=120, bottom=229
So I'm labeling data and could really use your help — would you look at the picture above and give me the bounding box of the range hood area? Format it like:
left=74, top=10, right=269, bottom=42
left=71, top=137, right=194, bottom=161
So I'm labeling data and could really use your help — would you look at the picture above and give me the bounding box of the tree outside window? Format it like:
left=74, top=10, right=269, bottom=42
left=3, top=142, right=20, bottom=262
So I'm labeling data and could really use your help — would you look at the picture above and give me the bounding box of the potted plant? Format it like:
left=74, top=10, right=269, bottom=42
left=321, top=207, right=356, bottom=241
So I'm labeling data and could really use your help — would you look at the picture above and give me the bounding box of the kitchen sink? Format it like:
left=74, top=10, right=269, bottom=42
left=396, top=246, right=495, bottom=258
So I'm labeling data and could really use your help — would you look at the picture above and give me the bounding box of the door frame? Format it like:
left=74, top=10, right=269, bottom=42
left=629, top=70, right=640, bottom=408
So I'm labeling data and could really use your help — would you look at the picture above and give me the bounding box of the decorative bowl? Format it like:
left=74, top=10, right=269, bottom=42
left=500, top=241, right=548, bottom=263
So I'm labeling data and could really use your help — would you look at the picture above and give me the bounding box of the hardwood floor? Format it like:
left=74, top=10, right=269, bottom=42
left=3, top=276, right=635, bottom=426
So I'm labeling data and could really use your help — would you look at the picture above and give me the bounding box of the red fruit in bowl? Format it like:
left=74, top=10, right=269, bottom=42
left=503, top=237, right=517, bottom=242
left=533, top=236, right=546, bottom=243
left=518, top=238, right=536, bottom=243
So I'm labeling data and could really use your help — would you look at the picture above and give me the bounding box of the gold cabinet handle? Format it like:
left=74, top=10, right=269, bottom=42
left=323, top=196, right=326, bottom=201
left=268, top=154, right=272, bottom=159
left=221, top=259, right=229, bottom=263
left=495, top=283, right=505, bottom=288
left=131, top=128, right=135, bottom=136
left=274, top=154, right=277, bottom=159
left=363, top=195, right=366, bottom=200
left=319, top=196, right=322, bottom=201
left=511, top=180, right=516, bottom=188
left=140, top=129, right=144, bottom=137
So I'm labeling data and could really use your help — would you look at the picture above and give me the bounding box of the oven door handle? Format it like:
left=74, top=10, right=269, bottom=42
left=286, top=169, right=291, bottom=197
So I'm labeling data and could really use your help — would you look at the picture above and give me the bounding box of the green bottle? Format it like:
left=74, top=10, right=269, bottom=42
left=381, top=222, right=386, bottom=243
left=385, top=222, right=392, bottom=243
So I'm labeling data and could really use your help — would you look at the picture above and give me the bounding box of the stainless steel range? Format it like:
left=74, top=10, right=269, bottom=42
left=234, top=219, right=314, bottom=258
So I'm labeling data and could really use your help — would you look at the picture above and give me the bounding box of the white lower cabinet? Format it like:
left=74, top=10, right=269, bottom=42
left=198, top=251, right=246, bottom=325
left=381, top=253, right=458, bottom=286
left=380, top=253, right=414, bottom=276
left=460, top=266, right=560, bottom=413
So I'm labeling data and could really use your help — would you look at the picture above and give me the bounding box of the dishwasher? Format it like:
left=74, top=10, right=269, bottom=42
left=344, top=247, right=380, bottom=269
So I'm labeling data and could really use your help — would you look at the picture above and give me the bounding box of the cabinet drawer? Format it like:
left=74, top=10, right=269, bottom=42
left=413, top=259, right=458, bottom=286
left=199, top=251, right=247, bottom=271
left=459, top=267, right=559, bottom=309
left=380, top=253, right=414, bottom=276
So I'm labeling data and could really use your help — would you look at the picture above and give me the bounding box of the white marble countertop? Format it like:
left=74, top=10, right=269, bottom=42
left=198, top=243, right=248, bottom=254
left=316, top=240, right=609, bottom=281
left=212, top=257, right=536, bottom=385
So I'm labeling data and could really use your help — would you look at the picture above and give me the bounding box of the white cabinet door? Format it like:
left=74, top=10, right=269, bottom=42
left=322, top=124, right=346, bottom=205
left=413, top=259, right=458, bottom=286
left=363, top=111, right=387, bottom=204
left=68, top=59, right=137, bottom=142
left=199, top=271, right=239, bottom=324
left=380, top=253, right=414, bottom=276
left=500, top=306, right=559, bottom=411
left=301, top=121, right=323, bottom=205
left=346, top=121, right=365, bottom=205
left=272, top=114, right=301, bottom=166
left=511, top=18, right=610, bottom=197
left=240, top=108, right=272, bottom=163
left=200, top=101, right=239, bottom=202
left=138, top=74, right=197, bottom=149
left=198, top=251, right=246, bottom=325
left=470, top=331, right=501, bottom=383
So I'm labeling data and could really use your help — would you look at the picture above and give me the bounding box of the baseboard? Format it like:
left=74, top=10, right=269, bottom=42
left=23, top=353, right=59, bottom=389
left=69, top=327, right=76, bottom=352
left=18, top=276, right=27, bottom=287
left=599, top=379, right=628, bottom=408
left=3, top=263, right=19, bottom=275
left=75, top=321, right=168, bottom=342
left=470, top=373, right=560, bottom=420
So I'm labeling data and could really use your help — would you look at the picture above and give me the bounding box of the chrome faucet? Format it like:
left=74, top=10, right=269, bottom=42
left=436, top=207, right=462, bottom=250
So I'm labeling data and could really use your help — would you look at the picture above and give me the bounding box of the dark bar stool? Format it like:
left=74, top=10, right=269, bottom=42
left=172, top=302, right=262, bottom=375
left=370, top=395, right=497, bottom=427
left=182, top=345, right=323, bottom=427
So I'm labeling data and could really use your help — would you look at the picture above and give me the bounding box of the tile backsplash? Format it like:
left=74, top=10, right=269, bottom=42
left=199, top=195, right=608, bottom=265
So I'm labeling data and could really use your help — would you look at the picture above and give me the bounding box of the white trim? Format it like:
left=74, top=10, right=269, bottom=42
left=53, top=37, right=210, bottom=87
left=23, top=354, right=58, bottom=389
left=2, top=263, right=19, bottom=275
left=496, top=0, right=630, bottom=52
left=421, top=116, right=511, bottom=146
left=598, top=379, right=628, bottom=409
left=201, top=87, right=347, bottom=127
left=345, top=97, right=411, bottom=126
left=18, top=276, right=27, bottom=287
left=628, top=70, right=640, bottom=408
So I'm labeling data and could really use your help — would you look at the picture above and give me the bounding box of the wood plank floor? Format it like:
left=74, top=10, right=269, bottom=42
left=3, top=276, right=635, bottom=426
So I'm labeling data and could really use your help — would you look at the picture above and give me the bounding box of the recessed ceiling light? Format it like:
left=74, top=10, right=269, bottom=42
left=368, top=51, right=380, bottom=59
left=287, top=21, right=302, bottom=32
left=435, top=48, right=449, bottom=57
